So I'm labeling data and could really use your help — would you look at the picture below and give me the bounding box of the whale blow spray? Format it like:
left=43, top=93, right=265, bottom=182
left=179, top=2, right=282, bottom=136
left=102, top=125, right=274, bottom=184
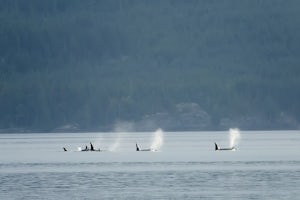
left=108, top=137, right=120, bottom=152
left=229, top=128, right=241, bottom=148
left=150, top=129, right=164, bottom=151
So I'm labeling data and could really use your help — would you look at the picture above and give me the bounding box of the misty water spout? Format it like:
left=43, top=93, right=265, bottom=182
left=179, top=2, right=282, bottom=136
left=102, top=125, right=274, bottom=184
left=150, top=128, right=164, bottom=151
left=229, top=128, right=241, bottom=148
left=108, top=136, right=121, bottom=152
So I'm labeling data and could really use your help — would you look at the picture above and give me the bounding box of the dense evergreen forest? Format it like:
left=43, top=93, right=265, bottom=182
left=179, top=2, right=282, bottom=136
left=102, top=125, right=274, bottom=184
left=0, top=0, right=300, bottom=132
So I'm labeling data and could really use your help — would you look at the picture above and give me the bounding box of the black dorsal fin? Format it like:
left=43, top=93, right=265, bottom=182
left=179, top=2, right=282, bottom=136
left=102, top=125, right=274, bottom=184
left=214, top=143, right=218, bottom=151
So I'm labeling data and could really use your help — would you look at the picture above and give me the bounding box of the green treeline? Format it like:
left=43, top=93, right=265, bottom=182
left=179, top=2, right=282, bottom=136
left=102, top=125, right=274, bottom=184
left=0, top=0, right=300, bottom=132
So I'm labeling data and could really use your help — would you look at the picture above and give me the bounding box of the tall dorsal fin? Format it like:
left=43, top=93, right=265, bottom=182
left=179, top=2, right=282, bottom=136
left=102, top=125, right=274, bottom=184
left=214, top=143, right=219, bottom=151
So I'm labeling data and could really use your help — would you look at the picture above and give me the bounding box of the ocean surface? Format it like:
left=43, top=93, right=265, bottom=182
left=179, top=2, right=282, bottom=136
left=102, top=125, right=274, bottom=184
left=0, top=130, right=299, bottom=199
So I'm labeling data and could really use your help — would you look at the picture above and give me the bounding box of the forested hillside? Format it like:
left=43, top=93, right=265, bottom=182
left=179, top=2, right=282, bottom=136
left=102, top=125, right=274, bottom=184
left=0, top=0, right=300, bottom=132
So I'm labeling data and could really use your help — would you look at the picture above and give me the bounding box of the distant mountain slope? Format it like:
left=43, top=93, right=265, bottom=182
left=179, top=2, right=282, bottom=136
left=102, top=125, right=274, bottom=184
left=0, top=0, right=299, bottom=132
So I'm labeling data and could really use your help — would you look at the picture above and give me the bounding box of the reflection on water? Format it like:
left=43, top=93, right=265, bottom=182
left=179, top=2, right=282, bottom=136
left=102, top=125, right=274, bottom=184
left=0, top=131, right=299, bottom=199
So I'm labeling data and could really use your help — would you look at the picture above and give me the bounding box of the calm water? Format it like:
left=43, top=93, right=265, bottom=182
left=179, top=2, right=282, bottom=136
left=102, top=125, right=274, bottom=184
left=0, top=130, right=299, bottom=199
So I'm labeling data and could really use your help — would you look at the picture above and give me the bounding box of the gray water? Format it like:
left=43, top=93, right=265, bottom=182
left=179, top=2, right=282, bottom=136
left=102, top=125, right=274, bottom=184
left=0, top=130, right=299, bottom=199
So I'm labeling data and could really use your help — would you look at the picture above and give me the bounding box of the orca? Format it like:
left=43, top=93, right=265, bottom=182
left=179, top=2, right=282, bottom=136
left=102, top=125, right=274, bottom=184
left=62, top=143, right=101, bottom=152
left=79, top=147, right=101, bottom=152
left=78, top=143, right=101, bottom=152
left=214, top=142, right=236, bottom=151
left=90, top=142, right=95, bottom=151
left=136, top=143, right=152, bottom=151
left=79, top=145, right=89, bottom=151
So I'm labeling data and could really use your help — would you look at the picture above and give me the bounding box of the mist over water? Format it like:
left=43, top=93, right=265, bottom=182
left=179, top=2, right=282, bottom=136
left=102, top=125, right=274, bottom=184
left=108, top=135, right=121, bottom=152
left=229, top=128, right=241, bottom=148
left=150, top=129, right=164, bottom=151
